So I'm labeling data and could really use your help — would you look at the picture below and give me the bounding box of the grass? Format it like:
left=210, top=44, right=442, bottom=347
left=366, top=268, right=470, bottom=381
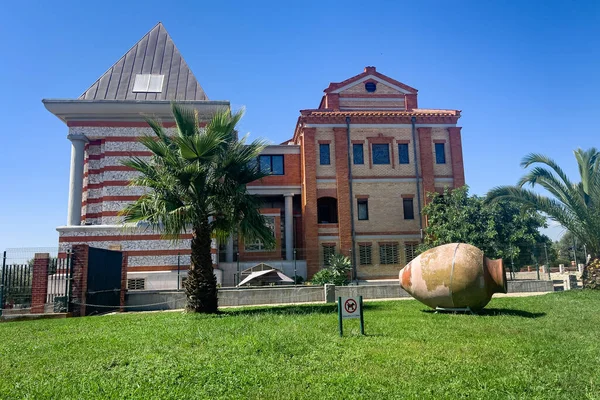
left=0, top=291, right=599, bottom=399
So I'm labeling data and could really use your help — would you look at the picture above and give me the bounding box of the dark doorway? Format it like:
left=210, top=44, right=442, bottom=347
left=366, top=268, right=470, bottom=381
left=317, top=197, right=338, bottom=223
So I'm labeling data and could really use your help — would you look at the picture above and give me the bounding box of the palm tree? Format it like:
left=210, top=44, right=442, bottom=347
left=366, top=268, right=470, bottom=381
left=486, top=148, right=600, bottom=278
left=121, top=104, right=275, bottom=313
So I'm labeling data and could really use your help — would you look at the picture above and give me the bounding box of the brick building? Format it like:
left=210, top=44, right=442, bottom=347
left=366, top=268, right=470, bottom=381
left=44, top=23, right=464, bottom=288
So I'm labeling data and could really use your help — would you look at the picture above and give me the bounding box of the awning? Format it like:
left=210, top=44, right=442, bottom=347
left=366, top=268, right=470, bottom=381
left=237, top=268, right=294, bottom=287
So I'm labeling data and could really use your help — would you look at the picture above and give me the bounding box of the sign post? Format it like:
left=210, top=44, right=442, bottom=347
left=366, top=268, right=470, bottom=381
left=338, top=296, right=365, bottom=336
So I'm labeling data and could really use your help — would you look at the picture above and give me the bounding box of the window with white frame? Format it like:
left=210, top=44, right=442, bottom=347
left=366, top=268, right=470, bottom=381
left=244, top=217, right=276, bottom=251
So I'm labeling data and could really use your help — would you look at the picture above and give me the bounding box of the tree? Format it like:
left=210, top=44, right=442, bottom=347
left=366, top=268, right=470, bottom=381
left=311, top=254, right=352, bottom=286
left=486, top=149, right=600, bottom=257
left=420, top=186, right=548, bottom=271
left=555, top=231, right=586, bottom=265
left=486, top=148, right=600, bottom=288
left=121, top=104, right=274, bottom=313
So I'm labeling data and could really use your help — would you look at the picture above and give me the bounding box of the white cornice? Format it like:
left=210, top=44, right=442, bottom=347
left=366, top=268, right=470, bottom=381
left=261, top=145, right=300, bottom=155
left=304, top=124, right=457, bottom=128
left=43, top=99, right=230, bottom=124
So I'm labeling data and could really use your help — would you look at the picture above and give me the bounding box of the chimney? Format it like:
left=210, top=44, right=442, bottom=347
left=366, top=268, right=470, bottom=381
left=364, top=66, right=376, bottom=73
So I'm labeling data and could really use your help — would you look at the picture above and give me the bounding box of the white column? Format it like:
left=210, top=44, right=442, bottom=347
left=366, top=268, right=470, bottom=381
left=225, top=234, right=234, bottom=263
left=285, top=194, right=294, bottom=261
left=66, top=134, right=89, bottom=226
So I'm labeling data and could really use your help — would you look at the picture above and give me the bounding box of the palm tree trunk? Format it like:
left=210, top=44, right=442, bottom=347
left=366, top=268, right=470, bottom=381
left=184, top=222, right=218, bottom=313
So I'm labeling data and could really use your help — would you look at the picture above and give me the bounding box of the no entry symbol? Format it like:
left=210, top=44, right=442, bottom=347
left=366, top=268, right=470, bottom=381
left=344, top=298, right=357, bottom=314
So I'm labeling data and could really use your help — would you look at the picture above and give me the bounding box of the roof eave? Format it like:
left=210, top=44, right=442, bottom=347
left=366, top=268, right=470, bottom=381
left=42, top=99, right=230, bottom=124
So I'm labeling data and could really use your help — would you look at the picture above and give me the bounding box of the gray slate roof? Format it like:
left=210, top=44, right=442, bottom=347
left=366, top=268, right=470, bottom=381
left=79, top=22, right=208, bottom=101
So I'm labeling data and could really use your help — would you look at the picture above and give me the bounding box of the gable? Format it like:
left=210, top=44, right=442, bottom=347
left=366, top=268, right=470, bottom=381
left=339, top=77, right=406, bottom=95
left=79, top=22, right=207, bottom=101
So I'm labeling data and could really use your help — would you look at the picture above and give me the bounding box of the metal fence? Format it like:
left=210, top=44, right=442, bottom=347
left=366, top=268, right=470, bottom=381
left=1, top=248, right=72, bottom=314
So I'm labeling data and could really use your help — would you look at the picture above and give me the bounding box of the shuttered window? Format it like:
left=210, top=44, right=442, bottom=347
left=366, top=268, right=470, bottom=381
left=404, top=243, right=417, bottom=264
left=323, top=245, right=336, bottom=266
left=359, top=244, right=372, bottom=266
left=379, top=243, right=399, bottom=265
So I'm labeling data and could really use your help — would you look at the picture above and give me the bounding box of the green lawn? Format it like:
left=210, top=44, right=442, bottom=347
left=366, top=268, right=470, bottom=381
left=0, top=291, right=599, bottom=399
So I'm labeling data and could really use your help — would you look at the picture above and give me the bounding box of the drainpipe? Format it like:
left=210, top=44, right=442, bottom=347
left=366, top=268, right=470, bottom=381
left=346, top=116, right=358, bottom=282
left=411, top=116, right=424, bottom=240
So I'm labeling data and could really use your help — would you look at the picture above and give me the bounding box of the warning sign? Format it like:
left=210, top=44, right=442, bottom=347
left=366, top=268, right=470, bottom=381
left=340, top=297, right=360, bottom=319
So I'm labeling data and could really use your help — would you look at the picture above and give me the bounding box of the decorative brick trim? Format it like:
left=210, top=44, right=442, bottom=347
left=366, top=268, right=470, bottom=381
left=339, top=93, right=406, bottom=99
left=321, top=242, right=337, bottom=247
left=59, top=234, right=194, bottom=243
left=433, top=139, right=447, bottom=144
left=316, top=175, right=336, bottom=179
left=357, top=242, right=372, bottom=246
left=355, top=194, right=370, bottom=199
left=378, top=241, right=400, bottom=245
left=317, top=188, right=337, bottom=198
left=317, top=140, right=331, bottom=144
left=83, top=181, right=131, bottom=190
left=353, top=175, right=416, bottom=179
left=351, top=140, right=365, bottom=144
left=401, top=194, right=415, bottom=198
left=318, top=223, right=339, bottom=228
left=396, top=140, right=410, bottom=144
left=356, top=231, right=420, bottom=235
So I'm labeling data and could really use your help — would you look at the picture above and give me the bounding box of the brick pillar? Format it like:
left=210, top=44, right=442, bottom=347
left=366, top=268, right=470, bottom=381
left=301, top=127, right=319, bottom=278
left=70, top=244, right=89, bottom=317
left=418, top=127, right=435, bottom=228
left=120, top=252, right=128, bottom=311
left=31, top=253, right=50, bottom=314
left=417, top=127, right=435, bottom=198
left=405, top=94, right=418, bottom=110
left=448, top=127, right=465, bottom=188
left=334, top=127, right=352, bottom=258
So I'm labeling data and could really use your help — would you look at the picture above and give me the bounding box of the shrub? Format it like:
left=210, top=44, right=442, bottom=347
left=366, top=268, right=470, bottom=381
left=311, top=254, right=352, bottom=286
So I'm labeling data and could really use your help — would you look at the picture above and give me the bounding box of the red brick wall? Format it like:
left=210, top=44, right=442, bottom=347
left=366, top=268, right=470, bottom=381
left=31, top=253, right=49, bottom=314
left=301, top=128, right=319, bottom=277
left=405, top=94, right=418, bottom=110
left=71, top=244, right=89, bottom=317
left=418, top=127, right=435, bottom=227
left=333, top=127, right=353, bottom=258
left=448, top=127, right=465, bottom=188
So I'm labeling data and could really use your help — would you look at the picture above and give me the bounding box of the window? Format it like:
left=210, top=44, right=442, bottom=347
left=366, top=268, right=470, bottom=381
left=258, top=155, right=284, bottom=175
left=372, top=143, right=390, bottom=164
left=353, top=143, right=364, bottom=164
left=365, top=82, right=377, bottom=92
left=403, top=198, right=415, bottom=220
left=245, top=217, right=276, bottom=251
left=357, top=199, right=369, bottom=220
left=319, top=143, right=331, bottom=165
left=132, top=74, right=164, bottom=93
left=323, top=245, right=336, bottom=266
left=379, top=243, right=399, bottom=265
left=405, top=243, right=417, bottom=264
left=435, top=143, right=446, bottom=164
left=317, top=197, right=338, bottom=223
left=398, top=143, right=409, bottom=164
left=127, top=278, right=145, bottom=290
left=359, top=244, right=372, bottom=265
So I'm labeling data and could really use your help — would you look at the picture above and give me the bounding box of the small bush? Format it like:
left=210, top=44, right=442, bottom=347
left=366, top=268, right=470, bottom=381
left=311, top=254, right=351, bottom=286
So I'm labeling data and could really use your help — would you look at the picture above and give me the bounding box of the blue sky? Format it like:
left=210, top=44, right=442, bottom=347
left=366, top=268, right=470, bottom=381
left=0, top=0, right=598, bottom=248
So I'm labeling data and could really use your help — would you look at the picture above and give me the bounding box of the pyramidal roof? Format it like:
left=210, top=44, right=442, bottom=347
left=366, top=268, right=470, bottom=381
left=79, top=22, right=208, bottom=101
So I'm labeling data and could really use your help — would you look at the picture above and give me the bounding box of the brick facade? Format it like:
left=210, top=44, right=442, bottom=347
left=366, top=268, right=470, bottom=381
left=49, top=39, right=464, bottom=285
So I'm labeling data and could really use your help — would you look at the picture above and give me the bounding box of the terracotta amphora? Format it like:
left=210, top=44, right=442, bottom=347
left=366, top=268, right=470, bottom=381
left=399, top=243, right=507, bottom=310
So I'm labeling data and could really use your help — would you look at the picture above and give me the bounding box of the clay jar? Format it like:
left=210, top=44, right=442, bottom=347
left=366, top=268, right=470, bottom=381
left=399, top=243, right=507, bottom=310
